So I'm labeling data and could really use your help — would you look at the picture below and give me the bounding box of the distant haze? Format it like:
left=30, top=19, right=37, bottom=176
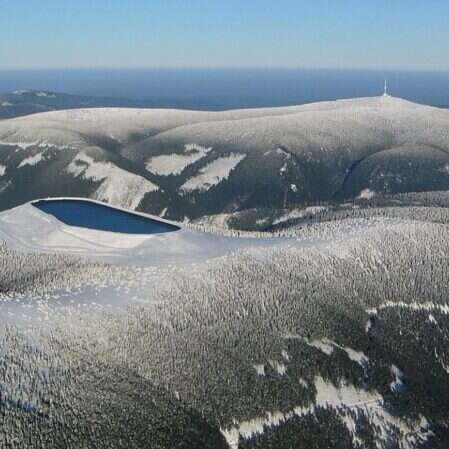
left=1, top=68, right=449, bottom=110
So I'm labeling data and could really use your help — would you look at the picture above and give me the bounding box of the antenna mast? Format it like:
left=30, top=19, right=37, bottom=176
left=383, top=79, right=388, bottom=97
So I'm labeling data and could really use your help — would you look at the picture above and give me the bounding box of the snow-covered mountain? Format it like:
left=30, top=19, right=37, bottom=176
left=1, top=198, right=449, bottom=448
left=1, top=95, right=449, bottom=220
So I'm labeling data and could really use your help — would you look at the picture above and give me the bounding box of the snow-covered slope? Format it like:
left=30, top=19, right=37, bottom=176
left=2, top=198, right=449, bottom=448
left=1, top=95, right=449, bottom=220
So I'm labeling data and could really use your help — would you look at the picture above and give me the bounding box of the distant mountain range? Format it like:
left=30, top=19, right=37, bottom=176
left=1, top=93, right=449, bottom=221
left=0, top=89, right=149, bottom=119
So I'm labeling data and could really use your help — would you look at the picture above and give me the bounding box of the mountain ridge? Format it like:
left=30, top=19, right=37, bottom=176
left=1, top=95, right=449, bottom=221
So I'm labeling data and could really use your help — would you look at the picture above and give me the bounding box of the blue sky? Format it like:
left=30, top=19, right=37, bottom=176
left=1, top=0, right=448, bottom=70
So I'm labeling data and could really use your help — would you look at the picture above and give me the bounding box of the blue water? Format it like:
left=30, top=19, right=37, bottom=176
left=33, top=199, right=180, bottom=234
left=1, top=68, right=449, bottom=109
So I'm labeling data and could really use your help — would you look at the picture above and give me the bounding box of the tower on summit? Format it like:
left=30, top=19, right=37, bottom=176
left=383, top=80, right=389, bottom=97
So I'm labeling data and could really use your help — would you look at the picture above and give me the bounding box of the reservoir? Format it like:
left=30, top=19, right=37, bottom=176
left=33, top=199, right=180, bottom=234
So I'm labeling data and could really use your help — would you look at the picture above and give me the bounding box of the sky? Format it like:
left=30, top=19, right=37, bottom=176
left=1, top=0, right=449, bottom=70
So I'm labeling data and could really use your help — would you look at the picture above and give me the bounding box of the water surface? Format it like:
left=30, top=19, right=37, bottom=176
left=33, top=199, right=180, bottom=234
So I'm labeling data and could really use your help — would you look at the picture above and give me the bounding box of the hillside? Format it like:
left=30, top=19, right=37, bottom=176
left=1, top=95, right=449, bottom=220
left=1, top=198, right=449, bottom=447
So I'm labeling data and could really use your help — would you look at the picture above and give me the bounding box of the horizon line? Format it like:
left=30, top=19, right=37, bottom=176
left=2, top=66, right=449, bottom=74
